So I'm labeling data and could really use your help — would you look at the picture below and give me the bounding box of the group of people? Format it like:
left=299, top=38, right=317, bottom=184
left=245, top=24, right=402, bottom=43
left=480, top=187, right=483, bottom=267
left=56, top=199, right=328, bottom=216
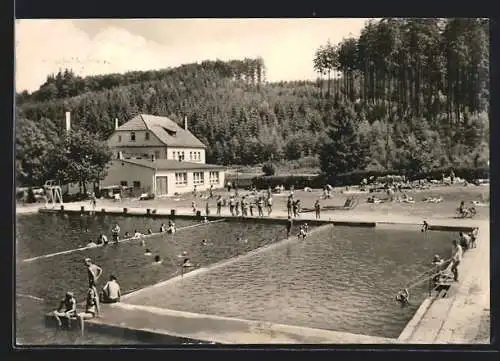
left=86, top=220, right=177, bottom=248
left=396, top=225, right=479, bottom=307
left=52, top=258, right=121, bottom=330
left=457, top=201, right=477, bottom=218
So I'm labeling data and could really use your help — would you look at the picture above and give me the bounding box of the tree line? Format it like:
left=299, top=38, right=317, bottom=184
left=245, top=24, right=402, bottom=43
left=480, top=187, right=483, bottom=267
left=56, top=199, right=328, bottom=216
left=16, top=18, right=489, bottom=187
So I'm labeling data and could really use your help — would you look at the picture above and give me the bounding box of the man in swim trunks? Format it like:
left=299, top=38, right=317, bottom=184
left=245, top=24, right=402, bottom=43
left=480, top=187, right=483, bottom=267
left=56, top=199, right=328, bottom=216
left=85, top=258, right=103, bottom=288
left=451, top=239, right=463, bottom=282
left=101, top=275, right=121, bottom=303
left=53, top=291, right=77, bottom=327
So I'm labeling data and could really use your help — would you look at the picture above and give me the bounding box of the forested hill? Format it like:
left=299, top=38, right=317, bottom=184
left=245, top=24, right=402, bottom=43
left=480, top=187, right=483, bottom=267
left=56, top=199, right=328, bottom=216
left=16, top=18, right=489, bottom=185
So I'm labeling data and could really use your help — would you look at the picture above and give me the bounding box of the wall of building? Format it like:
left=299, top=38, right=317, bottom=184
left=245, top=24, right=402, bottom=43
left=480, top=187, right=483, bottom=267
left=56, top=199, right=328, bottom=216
left=112, top=146, right=168, bottom=160
left=167, top=148, right=206, bottom=163
left=100, top=160, right=155, bottom=193
left=155, top=169, right=225, bottom=195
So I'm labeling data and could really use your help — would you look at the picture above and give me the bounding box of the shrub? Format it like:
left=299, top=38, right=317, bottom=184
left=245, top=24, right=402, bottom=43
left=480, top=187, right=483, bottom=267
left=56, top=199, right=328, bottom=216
left=262, top=162, right=277, bottom=176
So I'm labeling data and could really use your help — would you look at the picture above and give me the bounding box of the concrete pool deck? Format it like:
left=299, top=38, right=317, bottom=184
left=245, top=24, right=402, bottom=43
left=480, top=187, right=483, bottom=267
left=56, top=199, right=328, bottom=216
left=33, top=203, right=489, bottom=344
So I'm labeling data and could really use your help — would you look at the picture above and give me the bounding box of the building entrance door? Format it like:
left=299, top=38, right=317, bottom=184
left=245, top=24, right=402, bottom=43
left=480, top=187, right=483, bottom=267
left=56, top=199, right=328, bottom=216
left=156, top=176, right=168, bottom=196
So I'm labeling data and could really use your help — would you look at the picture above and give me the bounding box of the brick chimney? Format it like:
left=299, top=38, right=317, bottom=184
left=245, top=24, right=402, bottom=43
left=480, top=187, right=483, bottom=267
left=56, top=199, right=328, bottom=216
left=184, top=115, right=188, bottom=131
left=115, top=118, right=119, bottom=130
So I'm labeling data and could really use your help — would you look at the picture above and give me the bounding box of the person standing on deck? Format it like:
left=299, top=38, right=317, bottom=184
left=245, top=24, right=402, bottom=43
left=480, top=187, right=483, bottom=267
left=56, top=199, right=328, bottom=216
left=241, top=197, right=248, bottom=217
left=209, top=185, right=214, bottom=198
left=450, top=240, right=463, bottom=282
left=85, top=258, right=103, bottom=288
left=229, top=196, right=235, bottom=216
left=111, top=224, right=120, bottom=243
left=89, top=192, right=97, bottom=210
left=216, top=196, right=222, bottom=216
left=235, top=197, right=240, bottom=216
left=249, top=199, right=254, bottom=217
left=257, top=197, right=264, bottom=217
left=286, top=216, right=293, bottom=238
left=267, top=195, right=273, bottom=216
left=314, top=200, right=321, bottom=219
left=292, top=200, right=299, bottom=218
left=287, top=196, right=293, bottom=217
left=205, top=201, right=210, bottom=217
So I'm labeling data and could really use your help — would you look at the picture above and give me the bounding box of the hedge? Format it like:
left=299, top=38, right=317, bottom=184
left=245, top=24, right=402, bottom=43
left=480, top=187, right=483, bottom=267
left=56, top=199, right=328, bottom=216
left=249, top=166, right=489, bottom=190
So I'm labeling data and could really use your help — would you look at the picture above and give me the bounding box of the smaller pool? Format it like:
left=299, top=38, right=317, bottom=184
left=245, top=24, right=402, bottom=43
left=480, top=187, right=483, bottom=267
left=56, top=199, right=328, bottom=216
left=16, top=213, right=312, bottom=345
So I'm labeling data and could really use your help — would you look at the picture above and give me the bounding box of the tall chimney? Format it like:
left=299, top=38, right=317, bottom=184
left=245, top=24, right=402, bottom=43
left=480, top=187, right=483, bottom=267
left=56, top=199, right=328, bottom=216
left=115, top=118, right=119, bottom=130
left=65, top=111, right=71, bottom=134
left=184, top=116, right=188, bottom=131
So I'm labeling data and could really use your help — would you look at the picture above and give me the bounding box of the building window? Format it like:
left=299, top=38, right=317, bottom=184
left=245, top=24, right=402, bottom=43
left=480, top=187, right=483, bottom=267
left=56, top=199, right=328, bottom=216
left=130, top=132, right=136, bottom=142
left=178, top=151, right=185, bottom=161
left=193, top=172, right=205, bottom=185
left=118, top=135, right=122, bottom=142
left=145, top=132, right=150, bottom=140
left=154, top=151, right=160, bottom=159
left=120, top=181, right=128, bottom=186
left=190, top=152, right=193, bottom=161
left=209, top=171, right=219, bottom=184
left=175, top=172, right=188, bottom=185
left=198, top=151, right=201, bottom=160
left=173, top=151, right=176, bottom=160
left=133, top=181, right=141, bottom=188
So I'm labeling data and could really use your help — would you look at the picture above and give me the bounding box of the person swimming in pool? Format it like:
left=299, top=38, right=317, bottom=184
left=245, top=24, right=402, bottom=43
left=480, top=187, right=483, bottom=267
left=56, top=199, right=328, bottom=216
left=153, top=255, right=162, bottom=264
left=147, top=228, right=153, bottom=235
left=124, top=231, right=131, bottom=238
left=297, top=226, right=307, bottom=240
left=236, top=236, right=248, bottom=244
left=97, top=233, right=108, bottom=245
left=87, top=240, right=98, bottom=248
left=183, top=258, right=193, bottom=267
left=167, top=220, right=176, bottom=234
left=160, top=223, right=167, bottom=233
left=201, top=239, right=208, bottom=246
left=144, top=248, right=152, bottom=256
left=133, top=230, right=143, bottom=238
left=111, top=224, right=121, bottom=243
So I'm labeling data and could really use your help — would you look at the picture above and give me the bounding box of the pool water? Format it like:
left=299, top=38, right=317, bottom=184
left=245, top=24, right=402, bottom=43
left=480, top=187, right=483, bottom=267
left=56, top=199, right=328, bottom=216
left=124, top=225, right=455, bottom=339
left=16, top=213, right=308, bottom=345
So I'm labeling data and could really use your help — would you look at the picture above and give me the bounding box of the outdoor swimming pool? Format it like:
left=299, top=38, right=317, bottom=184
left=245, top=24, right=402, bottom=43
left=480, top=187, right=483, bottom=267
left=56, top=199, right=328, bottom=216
left=124, top=225, right=456, bottom=339
left=16, top=213, right=307, bottom=345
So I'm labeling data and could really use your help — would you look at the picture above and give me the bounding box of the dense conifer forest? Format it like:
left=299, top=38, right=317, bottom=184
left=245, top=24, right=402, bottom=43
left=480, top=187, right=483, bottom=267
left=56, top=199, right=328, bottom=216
left=16, top=18, right=489, bottom=186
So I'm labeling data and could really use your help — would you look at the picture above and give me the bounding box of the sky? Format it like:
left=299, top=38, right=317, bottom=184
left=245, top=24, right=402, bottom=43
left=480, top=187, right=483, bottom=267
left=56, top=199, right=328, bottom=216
left=15, top=18, right=371, bottom=93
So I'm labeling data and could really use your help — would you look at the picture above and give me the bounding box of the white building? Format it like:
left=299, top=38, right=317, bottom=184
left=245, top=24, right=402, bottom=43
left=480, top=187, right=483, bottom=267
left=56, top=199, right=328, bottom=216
left=100, top=114, right=225, bottom=196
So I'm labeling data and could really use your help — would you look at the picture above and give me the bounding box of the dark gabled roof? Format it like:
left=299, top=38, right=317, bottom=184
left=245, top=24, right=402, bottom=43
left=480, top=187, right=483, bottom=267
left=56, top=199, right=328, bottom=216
left=115, top=114, right=207, bottom=148
left=117, top=158, right=226, bottom=171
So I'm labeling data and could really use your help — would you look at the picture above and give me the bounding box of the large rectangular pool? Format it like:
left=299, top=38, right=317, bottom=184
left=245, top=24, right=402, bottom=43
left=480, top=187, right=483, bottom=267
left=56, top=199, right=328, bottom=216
left=123, top=225, right=455, bottom=339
